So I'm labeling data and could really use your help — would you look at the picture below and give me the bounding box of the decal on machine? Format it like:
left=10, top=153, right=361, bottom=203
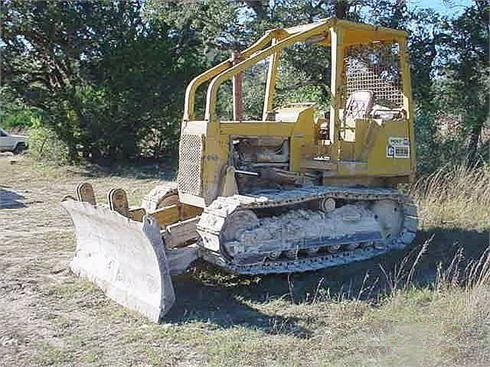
left=386, top=137, right=410, bottom=158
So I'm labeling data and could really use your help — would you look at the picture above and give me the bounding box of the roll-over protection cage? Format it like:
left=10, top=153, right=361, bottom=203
left=183, top=18, right=413, bottom=138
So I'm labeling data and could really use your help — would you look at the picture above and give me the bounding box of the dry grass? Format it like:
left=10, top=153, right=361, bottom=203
left=0, top=156, right=489, bottom=367
left=412, top=164, right=490, bottom=230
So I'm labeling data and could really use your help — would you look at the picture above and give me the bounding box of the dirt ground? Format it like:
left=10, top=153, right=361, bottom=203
left=1, top=155, right=489, bottom=367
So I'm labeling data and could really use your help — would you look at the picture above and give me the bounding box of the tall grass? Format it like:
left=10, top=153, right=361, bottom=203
left=412, top=164, right=490, bottom=230
left=393, top=164, right=490, bottom=293
left=391, top=240, right=489, bottom=291
left=434, top=245, right=490, bottom=290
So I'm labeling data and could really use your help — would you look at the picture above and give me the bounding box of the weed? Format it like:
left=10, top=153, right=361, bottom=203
left=412, top=164, right=490, bottom=230
left=1, top=157, right=489, bottom=367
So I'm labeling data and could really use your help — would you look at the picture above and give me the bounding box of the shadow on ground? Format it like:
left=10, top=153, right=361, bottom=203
left=167, top=227, right=488, bottom=334
left=166, top=272, right=312, bottom=337
left=0, top=187, right=26, bottom=209
left=70, top=159, right=177, bottom=181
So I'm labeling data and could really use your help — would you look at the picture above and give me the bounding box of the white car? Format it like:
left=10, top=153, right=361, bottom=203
left=0, top=127, right=28, bottom=153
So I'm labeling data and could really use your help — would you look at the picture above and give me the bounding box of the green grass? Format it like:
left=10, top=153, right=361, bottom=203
left=0, top=156, right=488, bottom=367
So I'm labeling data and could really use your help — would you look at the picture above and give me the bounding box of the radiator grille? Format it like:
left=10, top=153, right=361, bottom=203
left=178, top=134, right=203, bottom=195
left=344, top=43, right=403, bottom=109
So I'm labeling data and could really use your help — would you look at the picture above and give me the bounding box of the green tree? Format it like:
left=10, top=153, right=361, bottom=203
left=2, top=0, right=486, bottom=171
left=1, top=0, right=203, bottom=162
left=436, top=1, right=489, bottom=166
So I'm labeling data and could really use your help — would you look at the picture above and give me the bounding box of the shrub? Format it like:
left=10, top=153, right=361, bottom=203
left=28, top=119, right=70, bottom=164
left=0, top=89, right=42, bottom=130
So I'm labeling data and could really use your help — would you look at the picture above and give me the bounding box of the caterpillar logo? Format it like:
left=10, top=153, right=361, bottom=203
left=387, top=137, right=410, bottom=158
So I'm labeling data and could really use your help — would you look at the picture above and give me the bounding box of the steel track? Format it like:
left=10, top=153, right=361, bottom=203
left=196, top=186, right=418, bottom=275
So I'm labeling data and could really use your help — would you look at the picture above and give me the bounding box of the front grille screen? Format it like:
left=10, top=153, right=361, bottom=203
left=177, top=134, right=203, bottom=195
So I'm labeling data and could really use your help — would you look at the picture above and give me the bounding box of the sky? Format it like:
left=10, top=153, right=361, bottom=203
left=406, top=0, right=474, bottom=16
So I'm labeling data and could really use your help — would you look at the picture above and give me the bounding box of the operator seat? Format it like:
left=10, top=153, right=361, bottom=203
left=342, top=90, right=374, bottom=141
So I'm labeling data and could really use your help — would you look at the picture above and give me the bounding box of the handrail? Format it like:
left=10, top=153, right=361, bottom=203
left=204, top=19, right=334, bottom=121
left=183, top=29, right=287, bottom=121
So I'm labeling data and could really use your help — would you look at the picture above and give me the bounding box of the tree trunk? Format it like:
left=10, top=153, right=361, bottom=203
left=466, top=120, right=484, bottom=167
left=335, top=0, right=349, bottom=19
left=245, top=0, right=267, bottom=20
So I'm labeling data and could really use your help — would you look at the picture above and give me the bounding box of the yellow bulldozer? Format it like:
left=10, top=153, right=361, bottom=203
left=62, top=18, right=418, bottom=322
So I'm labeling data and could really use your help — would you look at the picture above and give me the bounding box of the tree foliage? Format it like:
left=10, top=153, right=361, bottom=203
left=1, top=0, right=488, bottom=171
left=1, top=0, right=203, bottom=161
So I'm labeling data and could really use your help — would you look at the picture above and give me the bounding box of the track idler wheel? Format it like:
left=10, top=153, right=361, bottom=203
left=371, top=200, right=403, bottom=241
left=142, top=183, right=178, bottom=212
left=221, top=210, right=260, bottom=258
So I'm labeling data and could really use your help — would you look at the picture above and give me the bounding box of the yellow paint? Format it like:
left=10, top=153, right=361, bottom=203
left=128, top=208, right=146, bottom=222
left=263, top=38, right=281, bottom=120
left=219, top=122, right=294, bottom=137
left=177, top=18, right=416, bottom=208
left=150, top=204, right=202, bottom=227
left=151, top=205, right=180, bottom=226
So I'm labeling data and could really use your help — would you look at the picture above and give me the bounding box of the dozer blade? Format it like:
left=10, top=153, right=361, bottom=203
left=61, top=199, right=176, bottom=322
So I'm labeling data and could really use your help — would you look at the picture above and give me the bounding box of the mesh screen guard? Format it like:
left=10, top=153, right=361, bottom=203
left=177, top=134, right=203, bottom=196
left=343, top=42, right=404, bottom=110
